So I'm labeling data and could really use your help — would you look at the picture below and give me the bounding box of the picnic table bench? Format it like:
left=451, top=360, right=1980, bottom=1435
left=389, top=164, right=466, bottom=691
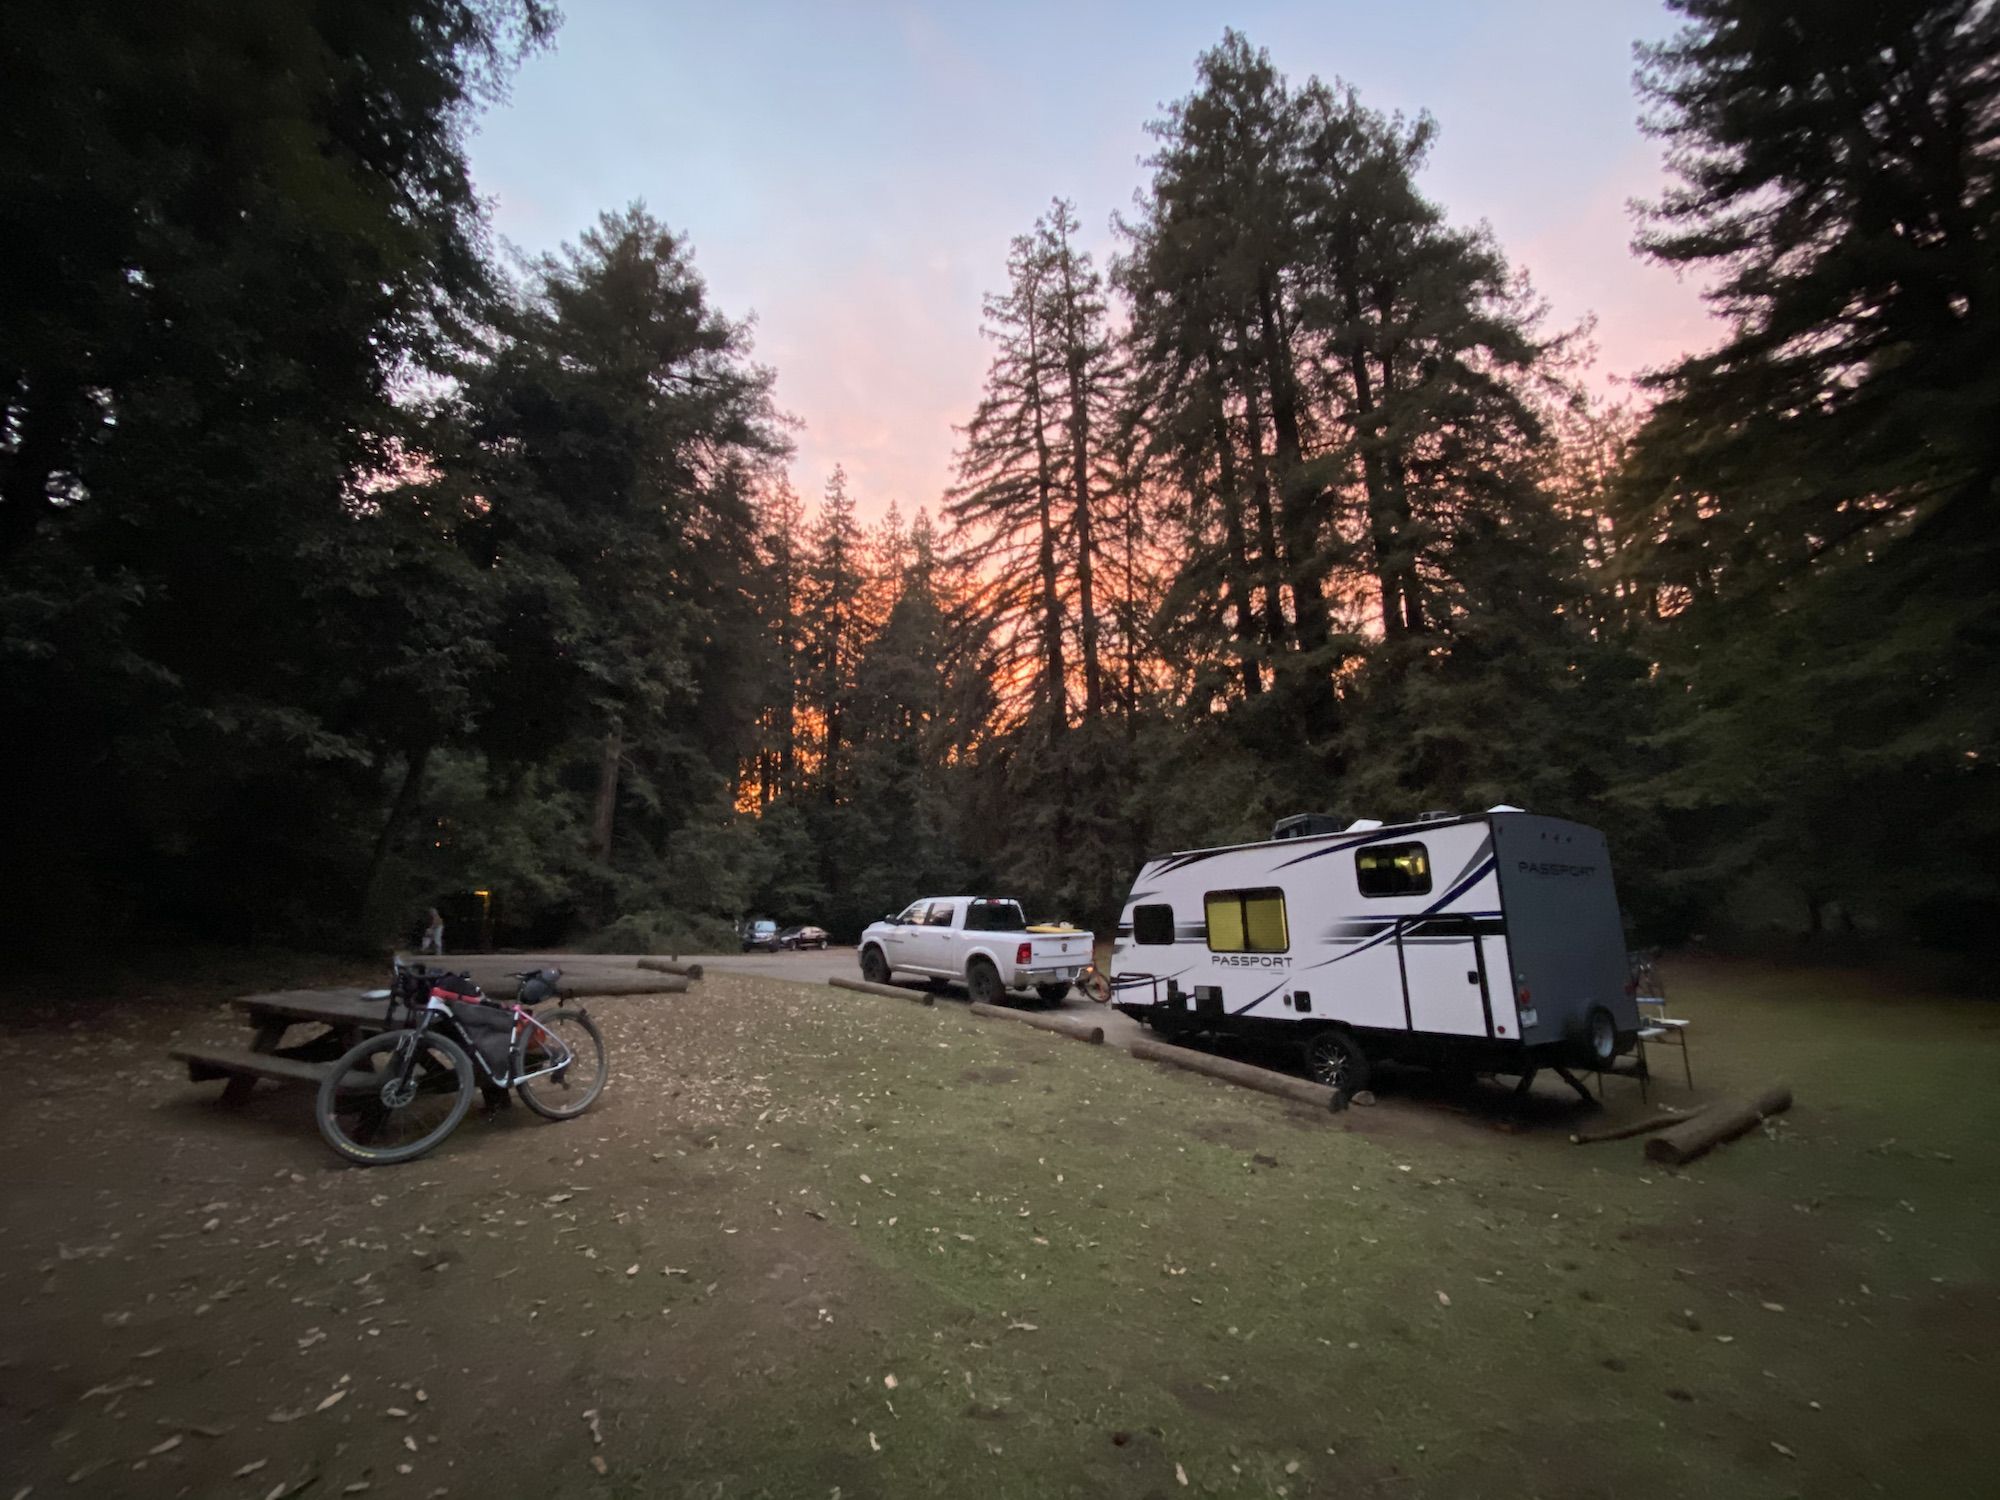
left=170, top=989, right=387, bottom=1104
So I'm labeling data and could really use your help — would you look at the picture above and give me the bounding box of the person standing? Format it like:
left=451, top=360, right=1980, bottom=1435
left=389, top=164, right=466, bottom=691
left=420, top=907, right=445, bottom=955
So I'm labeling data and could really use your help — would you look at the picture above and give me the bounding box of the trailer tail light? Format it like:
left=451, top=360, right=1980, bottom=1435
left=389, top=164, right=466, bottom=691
left=1016, top=942, right=1033, bottom=965
left=1517, top=986, right=1532, bottom=1008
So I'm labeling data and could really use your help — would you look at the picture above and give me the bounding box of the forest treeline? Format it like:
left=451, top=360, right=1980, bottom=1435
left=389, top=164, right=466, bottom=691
left=3, top=1, right=1994, bottom=955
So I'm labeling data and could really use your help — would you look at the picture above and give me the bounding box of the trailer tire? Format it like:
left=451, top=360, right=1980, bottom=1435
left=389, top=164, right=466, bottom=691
left=1585, top=1006, right=1618, bottom=1066
left=859, top=945, right=890, bottom=985
left=967, top=959, right=1005, bottom=1006
left=1303, top=1028, right=1370, bottom=1102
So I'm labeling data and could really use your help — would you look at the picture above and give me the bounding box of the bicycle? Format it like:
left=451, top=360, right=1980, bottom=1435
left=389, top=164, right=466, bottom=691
left=1627, top=947, right=1667, bottom=1004
left=315, top=959, right=608, bottom=1166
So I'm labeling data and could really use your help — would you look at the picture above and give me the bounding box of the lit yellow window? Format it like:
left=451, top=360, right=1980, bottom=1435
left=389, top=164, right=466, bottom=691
left=1205, top=889, right=1289, bottom=953
left=1356, top=842, right=1431, bottom=898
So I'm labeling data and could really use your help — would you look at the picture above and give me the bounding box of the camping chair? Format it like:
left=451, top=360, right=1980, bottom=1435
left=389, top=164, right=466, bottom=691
left=1635, top=994, right=1693, bottom=1094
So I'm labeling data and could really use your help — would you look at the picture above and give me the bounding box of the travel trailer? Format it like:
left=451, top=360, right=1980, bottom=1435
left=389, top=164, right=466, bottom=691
left=1108, top=808, right=1640, bottom=1098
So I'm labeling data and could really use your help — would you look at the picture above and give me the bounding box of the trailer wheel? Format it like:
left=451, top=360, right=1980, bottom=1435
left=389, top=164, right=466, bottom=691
left=1586, top=1006, right=1618, bottom=1065
left=859, top=945, right=890, bottom=985
left=1303, top=1029, right=1370, bottom=1101
left=967, top=959, right=1005, bottom=1006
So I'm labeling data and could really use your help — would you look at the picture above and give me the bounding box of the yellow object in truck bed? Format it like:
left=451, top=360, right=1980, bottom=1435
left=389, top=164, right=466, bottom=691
left=1025, top=922, right=1084, bottom=933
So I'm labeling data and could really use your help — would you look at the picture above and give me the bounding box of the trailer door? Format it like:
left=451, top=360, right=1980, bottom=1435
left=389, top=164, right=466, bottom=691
left=1397, top=916, right=1491, bottom=1037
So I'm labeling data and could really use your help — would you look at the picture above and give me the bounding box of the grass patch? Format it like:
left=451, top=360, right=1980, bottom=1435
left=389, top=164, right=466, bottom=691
left=1, top=957, right=1994, bottom=1498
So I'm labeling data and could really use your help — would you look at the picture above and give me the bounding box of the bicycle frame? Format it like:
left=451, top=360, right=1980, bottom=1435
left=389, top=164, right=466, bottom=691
left=385, top=990, right=577, bottom=1091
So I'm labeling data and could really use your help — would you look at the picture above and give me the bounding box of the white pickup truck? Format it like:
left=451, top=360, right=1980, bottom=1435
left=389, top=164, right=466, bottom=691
left=858, top=897, right=1091, bottom=1004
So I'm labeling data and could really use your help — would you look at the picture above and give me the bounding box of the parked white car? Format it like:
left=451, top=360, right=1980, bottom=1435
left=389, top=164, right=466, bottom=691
left=858, top=897, right=1091, bottom=1004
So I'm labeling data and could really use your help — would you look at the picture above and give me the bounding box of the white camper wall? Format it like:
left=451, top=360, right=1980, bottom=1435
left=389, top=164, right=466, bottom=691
left=1114, top=818, right=1507, bottom=1040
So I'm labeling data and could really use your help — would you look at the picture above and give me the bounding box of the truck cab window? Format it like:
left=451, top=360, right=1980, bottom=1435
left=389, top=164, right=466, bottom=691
left=1357, top=842, right=1431, bottom=897
left=896, top=901, right=929, bottom=924
left=965, top=899, right=1025, bottom=931
left=1132, top=904, right=1175, bottom=945
left=925, top=901, right=958, bottom=927
left=1204, top=889, right=1289, bottom=952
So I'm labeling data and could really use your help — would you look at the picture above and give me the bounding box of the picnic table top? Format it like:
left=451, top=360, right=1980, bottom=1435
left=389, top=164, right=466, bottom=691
left=230, top=989, right=389, bottom=1027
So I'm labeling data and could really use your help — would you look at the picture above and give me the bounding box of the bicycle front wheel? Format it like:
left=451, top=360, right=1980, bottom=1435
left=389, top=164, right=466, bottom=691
left=316, top=1028, right=474, bottom=1166
left=515, top=1008, right=608, bottom=1121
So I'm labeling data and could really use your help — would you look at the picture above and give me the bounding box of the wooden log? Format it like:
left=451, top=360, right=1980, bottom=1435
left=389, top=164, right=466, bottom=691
left=1129, top=1037, right=1336, bottom=1112
left=828, top=976, right=935, bottom=1006
left=1571, top=1105, right=1710, bottom=1145
left=559, top=975, right=688, bottom=997
left=1644, top=1086, right=1792, bottom=1166
left=636, top=957, right=705, bottom=981
left=968, top=1002, right=1103, bottom=1044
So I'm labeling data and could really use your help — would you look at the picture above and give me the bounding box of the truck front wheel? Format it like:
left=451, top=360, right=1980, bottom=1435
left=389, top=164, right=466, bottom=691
left=860, top=946, right=890, bottom=985
left=967, top=959, right=1005, bottom=1006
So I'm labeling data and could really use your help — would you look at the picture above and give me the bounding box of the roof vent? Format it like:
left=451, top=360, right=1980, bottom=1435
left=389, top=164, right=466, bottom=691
left=1345, top=818, right=1385, bottom=832
left=1487, top=803, right=1525, bottom=813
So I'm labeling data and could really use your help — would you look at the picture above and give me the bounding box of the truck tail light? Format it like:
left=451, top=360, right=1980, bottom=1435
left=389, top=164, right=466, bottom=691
left=1016, top=943, right=1033, bottom=965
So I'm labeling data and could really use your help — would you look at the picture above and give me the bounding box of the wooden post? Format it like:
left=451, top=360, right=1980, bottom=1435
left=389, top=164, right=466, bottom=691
left=1129, top=1037, right=1337, bottom=1112
left=1644, top=1086, right=1792, bottom=1166
left=828, top=977, right=935, bottom=1006
left=636, top=958, right=705, bottom=981
left=968, top=1002, right=1103, bottom=1044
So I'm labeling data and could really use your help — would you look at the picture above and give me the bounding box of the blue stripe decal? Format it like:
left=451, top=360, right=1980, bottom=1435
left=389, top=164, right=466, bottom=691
left=1273, top=833, right=1386, bottom=870
left=1230, top=979, right=1290, bottom=1017
left=1299, top=859, right=1499, bottom=970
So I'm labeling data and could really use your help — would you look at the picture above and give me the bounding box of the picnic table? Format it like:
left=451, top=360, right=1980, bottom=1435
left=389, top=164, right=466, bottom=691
left=170, top=989, right=388, bottom=1103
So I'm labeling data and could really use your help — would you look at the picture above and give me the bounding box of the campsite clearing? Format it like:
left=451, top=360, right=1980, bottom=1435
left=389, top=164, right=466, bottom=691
left=1, top=956, right=1995, bottom=1498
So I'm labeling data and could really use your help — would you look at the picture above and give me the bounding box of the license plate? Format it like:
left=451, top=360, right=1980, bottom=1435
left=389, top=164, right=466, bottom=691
left=1519, top=1007, right=1539, bottom=1027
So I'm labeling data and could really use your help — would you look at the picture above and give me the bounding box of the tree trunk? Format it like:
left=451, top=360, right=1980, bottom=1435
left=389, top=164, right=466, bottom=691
left=1255, top=275, right=1332, bottom=661
left=1024, top=300, right=1068, bottom=739
left=1236, top=370, right=1289, bottom=656
left=1341, top=330, right=1404, bottom=638
left=1208, top=383, right=1263, bottom=699
left=591, top=724, right=623, bottom=862
left=1058, top=254, right=1105, bottom=722
left=1645, top=1087, right=1793, bottom=1166
left=356, top=744, right=432, bottom=932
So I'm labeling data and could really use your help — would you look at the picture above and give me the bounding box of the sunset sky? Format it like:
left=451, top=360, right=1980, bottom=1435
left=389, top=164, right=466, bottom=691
left=471, top=0, right=1715, bottom=522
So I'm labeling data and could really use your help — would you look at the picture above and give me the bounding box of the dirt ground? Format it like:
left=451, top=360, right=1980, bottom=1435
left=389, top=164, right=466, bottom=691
left=2, top=955, right=1997, bottom=1499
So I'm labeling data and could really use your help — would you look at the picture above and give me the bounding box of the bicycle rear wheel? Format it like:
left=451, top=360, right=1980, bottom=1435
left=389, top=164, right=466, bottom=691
left=316, top=1028, right=474, bottom=1166
left=515, top=1008, right=608, bottom=1120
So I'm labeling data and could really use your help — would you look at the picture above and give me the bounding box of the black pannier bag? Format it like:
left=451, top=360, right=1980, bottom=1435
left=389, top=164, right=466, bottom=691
left=449, top=998, right=514, bottom=1076
left=517, top=968, right=560, bottom=1007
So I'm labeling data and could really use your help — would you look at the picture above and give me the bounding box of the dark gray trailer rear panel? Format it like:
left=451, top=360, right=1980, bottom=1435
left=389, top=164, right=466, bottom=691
left=1492, top=815, right=1637, bottom=1049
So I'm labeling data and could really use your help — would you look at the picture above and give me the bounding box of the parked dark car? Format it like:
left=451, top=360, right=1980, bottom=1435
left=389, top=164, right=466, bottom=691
left=740, top=918, right=780, bottom=952
left=779, top=924, right=830, bottom=951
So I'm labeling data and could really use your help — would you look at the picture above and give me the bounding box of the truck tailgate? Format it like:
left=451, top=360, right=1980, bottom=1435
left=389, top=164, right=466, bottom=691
left=1030, top=933, right=1089, bottom=967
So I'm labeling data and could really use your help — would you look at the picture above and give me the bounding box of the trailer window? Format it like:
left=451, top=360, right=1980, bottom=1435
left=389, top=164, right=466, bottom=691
left=1204, top=889, right=1289, bottom=953
left=1132, top=904, right=1175, bottom=945
left=1357, top=842, right=1431, bottom=897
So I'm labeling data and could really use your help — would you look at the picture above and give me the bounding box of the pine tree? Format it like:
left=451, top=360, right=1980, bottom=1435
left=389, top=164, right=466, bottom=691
left=748, top=476, right=810, bottom=805
left=1618, top=0, right=2000, bottom=935
left=947, top=226, right=1072, bottom=736
left=453, top=204, right=783, bottom=916
left=799, top=466, right=869, bottom=803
